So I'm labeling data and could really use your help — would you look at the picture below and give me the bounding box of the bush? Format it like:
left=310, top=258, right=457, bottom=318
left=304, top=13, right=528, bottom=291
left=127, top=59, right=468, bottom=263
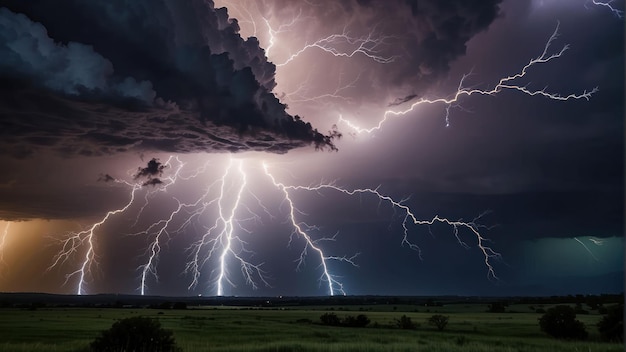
left=597, top=304, right=624, bottom=342
left=320, top=313, right=370, bottom=328
left=428, top=314, right=449, bottom=331
left=342, top=314, right=370, bottom=328
left=395, top=315, right=417, bottom=330
left=538, top=305, right=588, bottom=340
left=90, top=316, right=181, bottom=352
left=320, top=312, right=341, bottom=326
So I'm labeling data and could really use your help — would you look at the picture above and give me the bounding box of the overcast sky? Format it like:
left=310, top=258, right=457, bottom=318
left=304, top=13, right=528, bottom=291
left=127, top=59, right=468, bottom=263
left=0, top=0, right=622, bottom=297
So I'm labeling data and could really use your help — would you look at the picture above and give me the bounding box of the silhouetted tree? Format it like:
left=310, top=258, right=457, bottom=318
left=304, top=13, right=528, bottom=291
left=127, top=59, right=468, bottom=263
left=597, top=304, right=624, bottom=342
left=90, top=316, right=181, bottom=352
left=539, top=305, right=588, bottom=340
left=395, top=315, right=417, bottom=330
left=342, top=314, right=370, bottom=328
left=320, top=312, right=341, bottom=326
left=428, top=315, right=449, bottom=331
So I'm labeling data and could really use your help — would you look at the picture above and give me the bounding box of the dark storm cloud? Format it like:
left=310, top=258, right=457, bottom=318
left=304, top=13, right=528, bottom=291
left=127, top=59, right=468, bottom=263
left=0, top=0, right=336, bottom=158
left=260, top=0, right=502, bottom=102
left=134, top=158, right=166, bottom=180
left=134, top=158, right=167, bottom=187
left=98, top=174, right=115, bottom=183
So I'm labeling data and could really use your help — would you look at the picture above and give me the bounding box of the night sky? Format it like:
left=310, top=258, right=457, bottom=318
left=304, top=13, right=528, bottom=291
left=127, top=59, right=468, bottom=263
left=0, top=0, right=623, bottom=297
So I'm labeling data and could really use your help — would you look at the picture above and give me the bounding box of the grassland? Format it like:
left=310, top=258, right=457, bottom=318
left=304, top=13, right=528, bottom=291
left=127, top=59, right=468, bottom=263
left=0, top=303, right=622, bottom=351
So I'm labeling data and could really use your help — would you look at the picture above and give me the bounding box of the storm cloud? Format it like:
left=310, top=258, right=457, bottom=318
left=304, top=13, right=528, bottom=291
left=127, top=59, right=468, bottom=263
left=254, top=0, right=503, bottom=105
left=0, top=0, right=337, bottom=158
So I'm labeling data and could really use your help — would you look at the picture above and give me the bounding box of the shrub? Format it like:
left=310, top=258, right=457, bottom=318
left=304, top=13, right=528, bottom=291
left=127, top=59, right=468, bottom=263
left=597, top=304, right=624, bottom=342
left=395, top=315, right=417, bottom=330
left=320, top=313, right=370, bottom=328
left=428, top=314, right=449, bottom=331
left=343, top=314, right=370, bottom=328
left=90, top=316, right=181, bottom=352
left=320, top=312, right=341, bottom=326
left=538, top=305, right=588, bottom=340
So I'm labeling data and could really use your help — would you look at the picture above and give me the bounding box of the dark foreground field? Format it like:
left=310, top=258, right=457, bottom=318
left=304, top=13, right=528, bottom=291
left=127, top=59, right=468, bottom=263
left=0, top=294, right=622, bottom=351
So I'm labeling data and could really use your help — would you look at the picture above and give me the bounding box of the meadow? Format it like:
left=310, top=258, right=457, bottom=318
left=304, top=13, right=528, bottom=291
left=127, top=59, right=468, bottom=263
left=0, top=302, right=622, bottom=351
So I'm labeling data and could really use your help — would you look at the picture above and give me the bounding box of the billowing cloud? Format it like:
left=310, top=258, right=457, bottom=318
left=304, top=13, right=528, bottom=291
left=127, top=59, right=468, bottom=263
left=252, top=0, right=503, bottom=106
left=0, top=0, right=338, bottom=158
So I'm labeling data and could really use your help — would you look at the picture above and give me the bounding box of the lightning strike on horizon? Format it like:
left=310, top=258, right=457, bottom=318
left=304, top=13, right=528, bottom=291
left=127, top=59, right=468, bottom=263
left=43, top=153, right=504, bottom=296
left=263, top=163, right=358, bottom=296
left=589, top=0, right=624, bottom=18
left=48, top=181, right=142, bottom=295
left=131, top=157, right=214, bottom=295
left=339, top=23, right=598, bottom=134
left=264, top=164, right=501, bottom=284
left=0, top=221, right=9, bottom=264
left=49, top=156, right=187, bottom=296
left=183, top=158, right=269, bottom=296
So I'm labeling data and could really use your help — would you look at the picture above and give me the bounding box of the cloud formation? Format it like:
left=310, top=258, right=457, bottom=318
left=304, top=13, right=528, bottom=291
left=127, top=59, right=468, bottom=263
left=255, top=0, right=503, bottom=104
left=0, top=0, right=337, bottom=158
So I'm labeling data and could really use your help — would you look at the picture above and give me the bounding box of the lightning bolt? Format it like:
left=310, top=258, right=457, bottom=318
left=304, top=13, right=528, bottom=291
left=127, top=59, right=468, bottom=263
left=44, top=155, right=502, bottom=296
left=263, top=163, right=500, bottom=295
left=262, top=9, right=304, bottom=58
left=132, top=156, right=219, bottom=296
left=574, top=237, right=600, bottom=261
left=339, top=23, right=598, bottom=133
left=588, top=0, right=624, bottom=18
left=263, top=163, right=358, bottom=296
left=49, top=156, right=187, bottom=295
left=48, top=181, right=142, bottom=295
left=588, top=237, right=604, bottom=246
left=275, top=26, right=397, bottom=67
left=283, top=71, right=363, bottom=107
left=131, top=157, right=203, bottom=296
left=184, top=158, right=268, bottom=296
left=0, top=221, right=9, bottom=265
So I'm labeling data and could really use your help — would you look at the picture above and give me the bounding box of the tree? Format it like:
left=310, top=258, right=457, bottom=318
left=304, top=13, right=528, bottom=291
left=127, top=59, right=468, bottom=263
left=597, top=304, right=624, bottom=342
left=320, top=312, right=341, bottom=326
left=90, top=316, right=181, bottom=352
left=538, top=305, right=588, bottom=340
left=428, top=314, right=449, bottom=331
left=342, top=314, right=370, bottom=328
left=395, top=315, right=417, bottom=330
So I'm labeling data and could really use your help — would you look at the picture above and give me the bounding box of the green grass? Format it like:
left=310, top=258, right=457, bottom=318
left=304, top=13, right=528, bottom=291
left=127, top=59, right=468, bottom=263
left=0, top=304, right=622, bottom=351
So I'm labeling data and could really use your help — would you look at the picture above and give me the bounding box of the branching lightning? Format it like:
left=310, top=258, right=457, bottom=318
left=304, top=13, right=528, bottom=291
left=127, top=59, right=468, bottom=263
left=263, top=163, right=358, bottom=296
left=588, top=0, right=624, bottom=18
left=47, top=154, right=500, bottom=297
left=183, top=158, right=269, bottom=296
left=48, top=182, right=142, bottom=295
left=263, top=164, right=501, bottom=286
left=283, top=71, right=362, bottom=107
left=275, top=26, right=397, bottom=67
left=37, top=4, right=603, bottom=298
left=339, top=23, right=598, bottom=133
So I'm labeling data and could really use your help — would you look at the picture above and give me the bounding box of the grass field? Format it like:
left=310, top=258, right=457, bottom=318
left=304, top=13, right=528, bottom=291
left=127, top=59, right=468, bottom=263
left=0, top=303, right=622, bottom=351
